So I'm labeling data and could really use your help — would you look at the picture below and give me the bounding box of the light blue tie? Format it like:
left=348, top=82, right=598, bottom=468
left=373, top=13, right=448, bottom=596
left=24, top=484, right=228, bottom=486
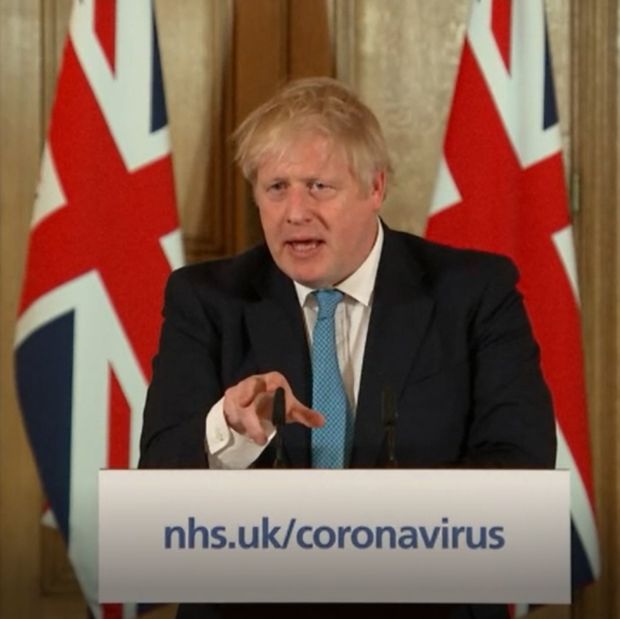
left=311, top=289, right=351, bottom=468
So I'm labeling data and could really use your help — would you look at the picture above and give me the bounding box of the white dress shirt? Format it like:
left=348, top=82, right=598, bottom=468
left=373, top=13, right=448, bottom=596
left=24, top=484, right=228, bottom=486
left=205, top=222, right=384, bottom=469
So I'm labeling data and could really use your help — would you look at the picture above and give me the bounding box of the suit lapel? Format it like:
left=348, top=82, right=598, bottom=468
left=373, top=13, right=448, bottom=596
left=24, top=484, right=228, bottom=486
left=245, top=263, right=311, bottom=467
left=351, top=229, right=435, bottom=467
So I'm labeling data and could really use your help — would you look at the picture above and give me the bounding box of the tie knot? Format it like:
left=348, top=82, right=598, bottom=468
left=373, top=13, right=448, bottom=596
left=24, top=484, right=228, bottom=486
left=314, top=289, right=343, bottom=320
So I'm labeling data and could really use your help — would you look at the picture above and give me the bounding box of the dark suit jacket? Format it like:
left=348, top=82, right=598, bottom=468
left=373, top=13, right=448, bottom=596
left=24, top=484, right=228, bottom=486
left=139, top=226, right=556, bottom=618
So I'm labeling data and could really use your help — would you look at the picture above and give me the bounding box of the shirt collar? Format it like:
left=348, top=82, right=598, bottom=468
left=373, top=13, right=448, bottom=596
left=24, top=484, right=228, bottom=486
left=293, top=220, right=384, bottom=308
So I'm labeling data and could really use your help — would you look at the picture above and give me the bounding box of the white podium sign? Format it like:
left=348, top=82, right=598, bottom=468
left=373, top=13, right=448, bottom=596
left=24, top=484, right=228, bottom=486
left=99, top=469, right=570, bottom=604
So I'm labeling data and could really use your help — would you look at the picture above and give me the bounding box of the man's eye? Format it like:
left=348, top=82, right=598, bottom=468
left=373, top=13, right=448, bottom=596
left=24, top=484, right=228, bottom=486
left=310, top=181, right=328, bottom=191
left=308, top=181, right=337, bottom=200
left=265, top=182, right=288, bottom=197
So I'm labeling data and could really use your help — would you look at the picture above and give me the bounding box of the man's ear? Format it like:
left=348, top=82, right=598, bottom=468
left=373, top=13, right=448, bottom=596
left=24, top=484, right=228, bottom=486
left=369, top=170, right=386, bottom=210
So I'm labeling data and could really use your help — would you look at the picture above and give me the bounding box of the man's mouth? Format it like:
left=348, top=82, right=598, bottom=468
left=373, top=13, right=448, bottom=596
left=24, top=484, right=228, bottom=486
left=286, top=240, right=323, bottom=254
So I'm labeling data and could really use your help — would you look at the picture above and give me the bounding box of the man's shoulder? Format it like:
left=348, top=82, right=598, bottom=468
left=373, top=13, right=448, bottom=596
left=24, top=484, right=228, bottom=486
left=387, top=228, right=517, bottom=281
left=166, top=243, right=273, bottom=299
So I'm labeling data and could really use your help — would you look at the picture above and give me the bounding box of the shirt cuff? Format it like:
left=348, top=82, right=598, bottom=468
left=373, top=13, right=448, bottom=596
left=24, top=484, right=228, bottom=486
left=205, top=397, right=276, bottom=469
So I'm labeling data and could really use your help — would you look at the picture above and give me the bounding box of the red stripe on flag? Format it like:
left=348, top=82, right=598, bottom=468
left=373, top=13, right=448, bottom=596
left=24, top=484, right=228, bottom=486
left=102, top=603, right=124, bottom=619
left=108, top=368, right=130, bottom=469
left=491, top=0, right=512, bottom=72
left=95, top=0, right=117, bottom=73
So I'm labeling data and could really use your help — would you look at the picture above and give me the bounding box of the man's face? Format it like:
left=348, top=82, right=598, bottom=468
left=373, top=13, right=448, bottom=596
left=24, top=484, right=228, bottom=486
left=253, top=133, right=384, bottom=288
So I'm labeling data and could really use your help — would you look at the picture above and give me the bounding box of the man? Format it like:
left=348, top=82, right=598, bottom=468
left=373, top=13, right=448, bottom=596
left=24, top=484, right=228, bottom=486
left=140, top=77, right=556, bottom=618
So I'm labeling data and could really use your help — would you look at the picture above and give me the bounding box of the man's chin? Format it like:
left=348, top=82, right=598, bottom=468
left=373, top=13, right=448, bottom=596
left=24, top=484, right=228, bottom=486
left=293, top=275, right=328, bottom=288
left=284, top=269, right=330, bottom=290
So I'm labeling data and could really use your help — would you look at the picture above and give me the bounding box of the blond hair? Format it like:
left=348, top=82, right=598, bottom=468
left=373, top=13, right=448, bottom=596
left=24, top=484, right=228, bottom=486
left=233, top=77, right=392, bottom=194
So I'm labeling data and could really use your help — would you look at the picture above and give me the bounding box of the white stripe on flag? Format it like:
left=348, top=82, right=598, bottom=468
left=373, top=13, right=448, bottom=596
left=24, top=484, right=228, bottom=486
left=556, top=423, right=601, bottom=579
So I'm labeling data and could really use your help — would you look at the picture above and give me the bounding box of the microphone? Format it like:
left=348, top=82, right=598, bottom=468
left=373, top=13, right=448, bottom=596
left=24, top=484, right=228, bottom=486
left=382, top=385, right=398, bottom=468
left=272, top=386, right=287, bottom=468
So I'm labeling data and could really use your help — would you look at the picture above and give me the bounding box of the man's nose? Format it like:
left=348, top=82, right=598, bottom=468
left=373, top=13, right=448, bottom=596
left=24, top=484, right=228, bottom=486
left=285, top=185, right=313, bottom=223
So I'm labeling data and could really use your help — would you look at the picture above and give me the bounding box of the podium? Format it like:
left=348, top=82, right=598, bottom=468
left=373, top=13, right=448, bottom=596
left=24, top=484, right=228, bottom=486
left=99, top=469, right=570, bottom=604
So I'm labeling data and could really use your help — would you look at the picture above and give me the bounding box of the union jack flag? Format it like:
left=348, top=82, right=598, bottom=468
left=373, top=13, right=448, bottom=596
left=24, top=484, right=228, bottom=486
left=426, top=0, right=600, bottom=606
left=14, top=1, right=183, bottom=617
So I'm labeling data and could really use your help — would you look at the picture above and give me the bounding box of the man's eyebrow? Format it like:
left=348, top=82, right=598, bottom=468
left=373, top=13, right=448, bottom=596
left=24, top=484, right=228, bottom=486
left=261, top=176, right=288, bottom=184
left=303, top=174, right=338, bottom=183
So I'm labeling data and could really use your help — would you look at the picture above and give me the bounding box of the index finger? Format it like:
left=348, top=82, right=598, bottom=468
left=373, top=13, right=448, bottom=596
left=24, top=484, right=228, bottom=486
left=287, top=403, right=324, bottom=429
left=236, top=375, right=268, bottom=408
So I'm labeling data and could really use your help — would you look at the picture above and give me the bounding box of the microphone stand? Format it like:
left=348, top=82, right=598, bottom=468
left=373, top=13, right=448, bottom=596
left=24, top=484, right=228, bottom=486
left=382, top=385, right=398, bottom=468
left=272, top=386, right=287, bottom=468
